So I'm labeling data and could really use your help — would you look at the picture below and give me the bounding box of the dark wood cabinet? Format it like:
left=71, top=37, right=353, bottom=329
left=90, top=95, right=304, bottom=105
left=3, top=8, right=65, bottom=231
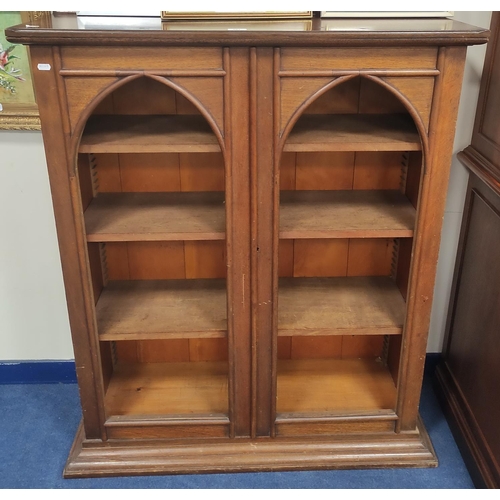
left=435, top=12, right=500, bottom=489
left=6, top=15, right=488, bottom=478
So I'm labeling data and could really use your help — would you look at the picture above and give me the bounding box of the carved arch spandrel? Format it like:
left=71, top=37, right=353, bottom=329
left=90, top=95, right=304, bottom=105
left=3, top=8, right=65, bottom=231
left=363, top=75, right=430, bottom=161
left=64, top=76, right=121, bottom=133
left=380, top=76, right=436, bottom=131
left=279, top=76, right=342, bottom=135
left=67, top=74, right=226, bottom=163
left=168, top=76, right=224, bottom=136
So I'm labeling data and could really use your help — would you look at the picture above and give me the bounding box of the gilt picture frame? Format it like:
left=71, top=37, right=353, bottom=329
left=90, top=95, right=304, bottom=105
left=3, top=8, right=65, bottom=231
left=0, top=11, right=51, bottom=130
left=161, top=11, right=312, bottom=21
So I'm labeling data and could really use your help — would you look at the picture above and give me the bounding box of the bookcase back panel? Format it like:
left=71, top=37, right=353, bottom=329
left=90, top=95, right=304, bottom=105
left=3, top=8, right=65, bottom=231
left=114, top=338, right=228, bottom=363
left=94, top=77, right=179, bottom=115
left=300, top=77, right=408, bottom=116
left=277, top=335, right=385, bottom=360
left=301, top=78, right=360, bottom=114
left=358, top=78, right=408, bottom=114
left=280, top=151, right=406, bottom=191
left=278, top=238, right=395, bottom=278
left=104, top=241, right=226, bottom=280
left=91, top=152, right=225, bottom=193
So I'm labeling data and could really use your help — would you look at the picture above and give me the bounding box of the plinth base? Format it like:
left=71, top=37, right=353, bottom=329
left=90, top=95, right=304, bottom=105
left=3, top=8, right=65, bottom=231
left=64, top=415, right=437, bottom=478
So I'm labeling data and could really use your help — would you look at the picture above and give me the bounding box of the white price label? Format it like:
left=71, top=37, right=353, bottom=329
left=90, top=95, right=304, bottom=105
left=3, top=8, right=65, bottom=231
left=37, top=63, right=51, bottom=71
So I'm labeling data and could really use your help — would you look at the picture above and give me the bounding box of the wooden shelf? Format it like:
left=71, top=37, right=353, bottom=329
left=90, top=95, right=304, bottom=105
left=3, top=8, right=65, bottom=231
left=96, top=279, right=227, bottom=340
left=278, top=276, right=405, bottom=336
left=79, top=115, right=221, bottom=153
left=105, top=361, right=228, bottom=416
left=284, top=114, right=421, bottom=152
left=85, top=192, right=225, bottom=242
left=277, top=358, right=397, bottom=414
left=280, top=190, right=415, bottom=239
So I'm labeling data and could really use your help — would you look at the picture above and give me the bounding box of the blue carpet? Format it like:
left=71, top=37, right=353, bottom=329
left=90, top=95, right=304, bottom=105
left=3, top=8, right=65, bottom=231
left=0, top=374, right=472, bottom=488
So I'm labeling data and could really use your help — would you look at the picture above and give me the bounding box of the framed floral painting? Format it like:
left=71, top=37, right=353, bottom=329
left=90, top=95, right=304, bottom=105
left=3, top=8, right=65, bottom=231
left=0, top=11, right=50, bottom=130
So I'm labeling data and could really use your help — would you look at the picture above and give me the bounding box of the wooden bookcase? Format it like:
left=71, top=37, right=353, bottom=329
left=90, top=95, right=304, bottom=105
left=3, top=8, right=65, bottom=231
left=6, top=15, right=489, bottom=477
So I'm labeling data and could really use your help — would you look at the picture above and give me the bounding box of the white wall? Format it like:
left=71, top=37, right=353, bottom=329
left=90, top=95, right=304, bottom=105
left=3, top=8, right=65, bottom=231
left=0, top=12, right=492, bottom=360
left=0, top=131, right=74, bottom=359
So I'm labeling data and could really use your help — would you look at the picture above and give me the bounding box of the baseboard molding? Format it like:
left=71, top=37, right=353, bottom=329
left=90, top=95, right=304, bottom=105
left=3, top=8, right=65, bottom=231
left=0, top=355, right=441, bottom=385
left=424, top=352, right=442, bottom=377
left=0, top=361, right=77, bottom=384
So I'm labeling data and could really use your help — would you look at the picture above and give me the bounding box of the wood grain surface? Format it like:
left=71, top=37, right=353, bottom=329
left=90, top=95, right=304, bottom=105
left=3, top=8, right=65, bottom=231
left=280, top=190, right=415, bottom=239
left=105, top=361, right=228, bottom=416
left=79, top=115, right=221, bottom=153
left=13, top=18, right=482, bottom=473
left=96, top=279, right=227, bottom=340
left=85, top=192, right=225, bottom=241
left=277, top=358, right=397, bottom=413
left=278, top=276, right=406, bottom=336
left=284, top=114, right=421, bottom=152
